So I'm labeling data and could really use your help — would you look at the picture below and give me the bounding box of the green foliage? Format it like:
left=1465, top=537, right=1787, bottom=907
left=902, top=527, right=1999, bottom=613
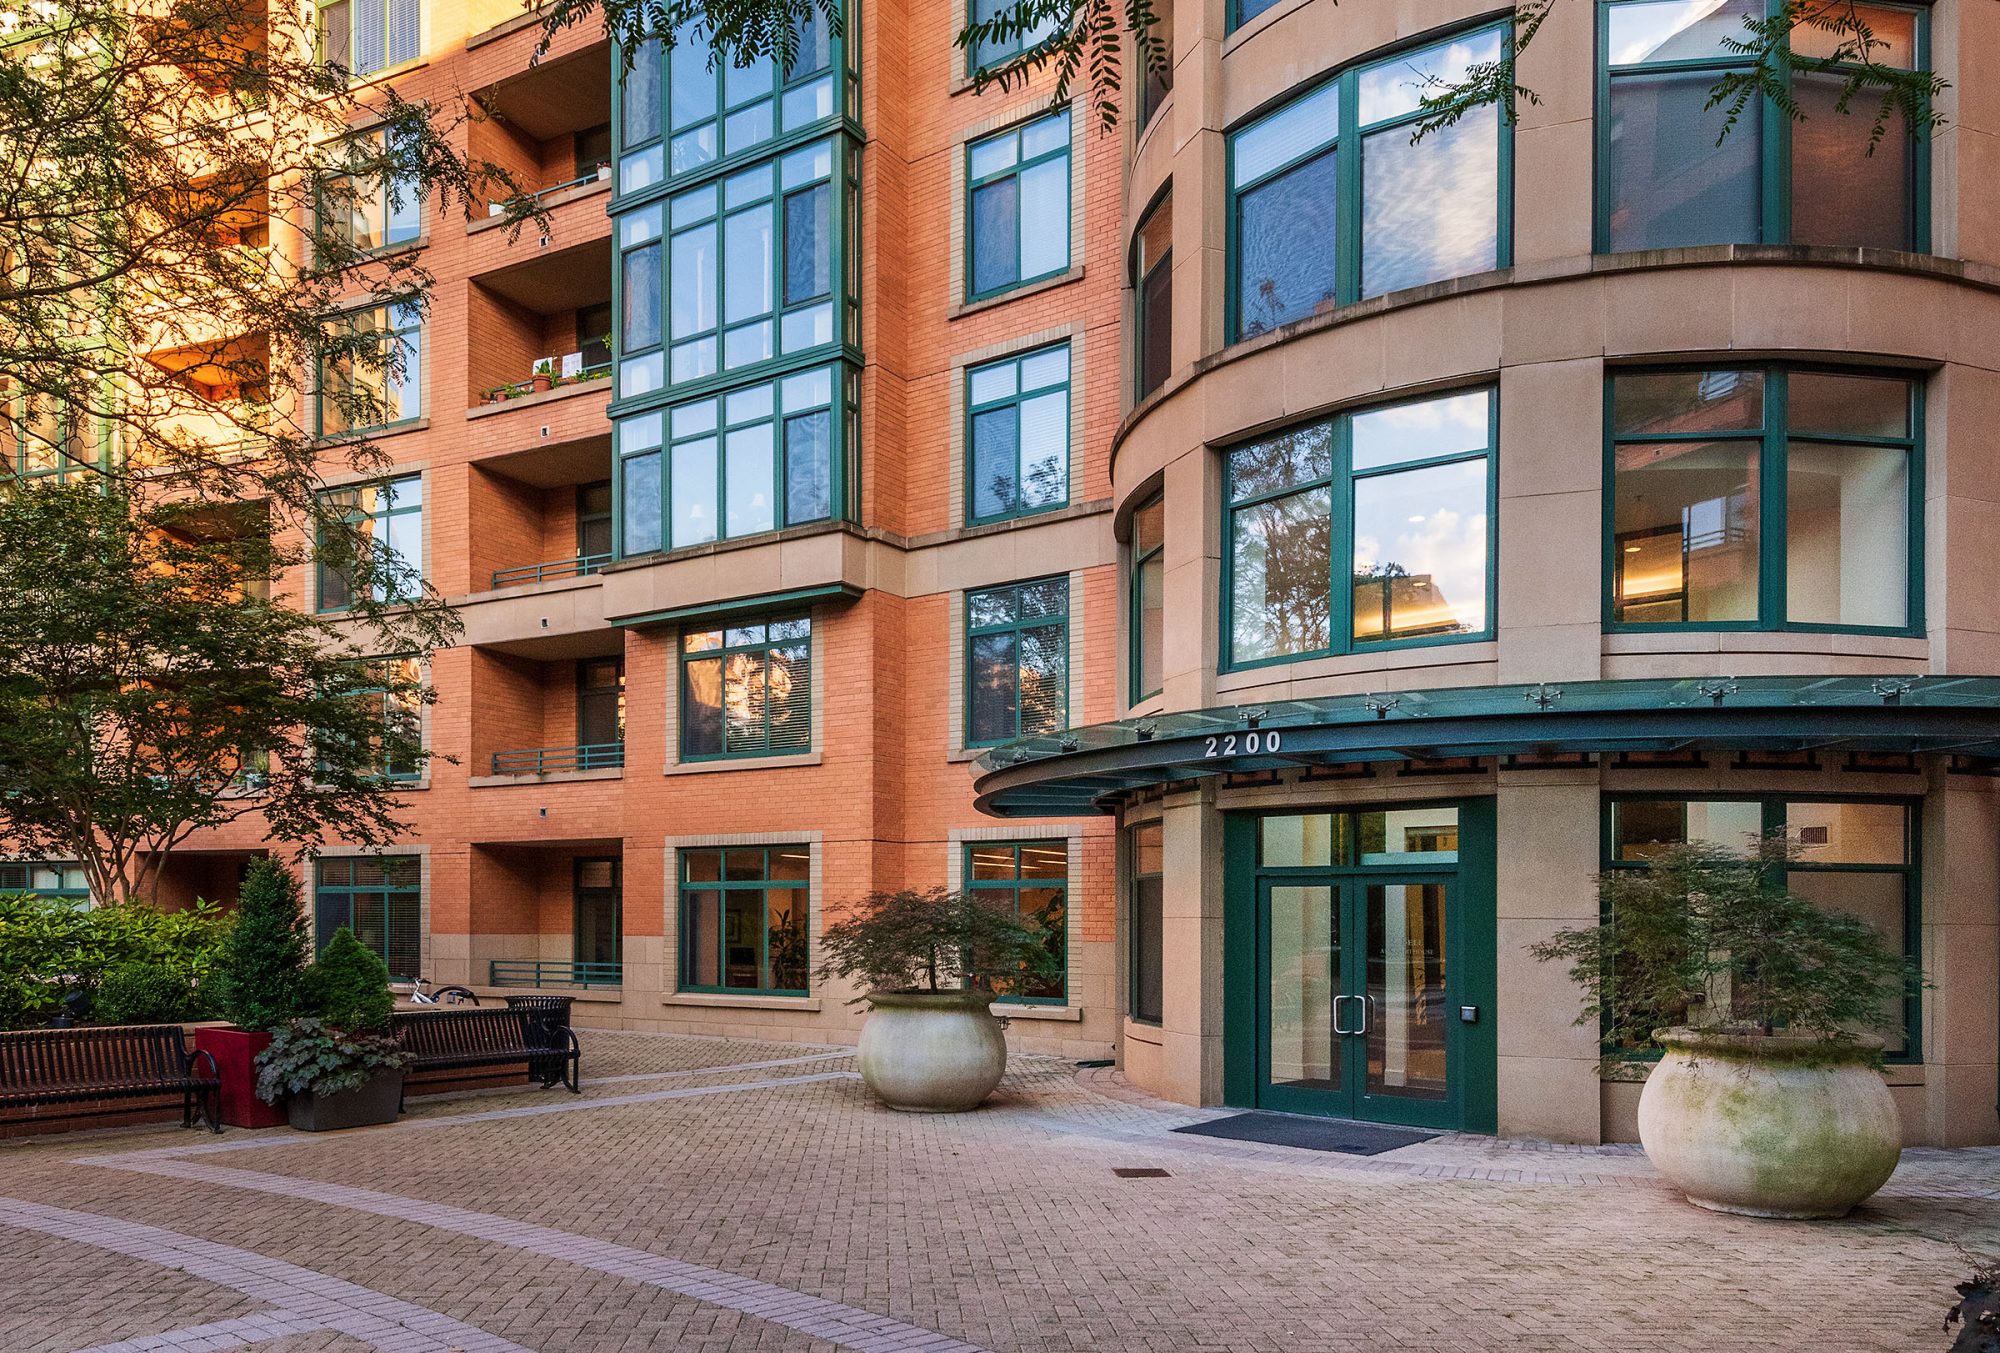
left=94, top=963, right=212, bottom=1025
left=303, top=926, right=394, bottom=1031
left=213, top=859, right=311, bottom=1031
left=816, top=887, right=1063, bottom=1004
left=0, top=893, right=228, bottom=1029
left=1531, top=836, right=1921, bottom=1064
left=253, top=1017, right=413, bottom=1102
left=1710, top=0, right=1947, bottom=151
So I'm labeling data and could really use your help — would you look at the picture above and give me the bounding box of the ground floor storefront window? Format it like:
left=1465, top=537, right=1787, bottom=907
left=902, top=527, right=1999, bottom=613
left=678, top=846, right=809, bottom=995
left=315, top=856, right=421, bottom=981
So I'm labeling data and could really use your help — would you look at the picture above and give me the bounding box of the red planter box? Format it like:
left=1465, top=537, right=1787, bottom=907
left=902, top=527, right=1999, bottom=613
left=193, top=1027, right=287, bottom=1128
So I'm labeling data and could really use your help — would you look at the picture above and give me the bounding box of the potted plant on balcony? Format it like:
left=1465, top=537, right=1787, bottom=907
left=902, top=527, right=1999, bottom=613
left=817, top=886, right=1061, bottom=1113
left=254, top=927, right=411, bottom=1130
left=1533, top=836, right=1921, bottom=1218
left=199, top=859, right=309, bottom=1127
left=529, top=359, right=555, bottom=394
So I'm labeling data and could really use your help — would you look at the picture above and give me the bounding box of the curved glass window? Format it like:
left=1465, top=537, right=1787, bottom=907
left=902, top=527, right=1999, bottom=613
left=1608, top=367, right=1920, bottom=632
left=1600, top=0, right=1925, bottom=252
left=1224, top=388, right=1495, bottom=667
left=1229, top=26, right=1507, bottom=341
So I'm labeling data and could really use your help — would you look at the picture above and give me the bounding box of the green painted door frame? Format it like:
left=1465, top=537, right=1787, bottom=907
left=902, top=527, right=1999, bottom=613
left=1222, top=797, right=1496, bottom=1132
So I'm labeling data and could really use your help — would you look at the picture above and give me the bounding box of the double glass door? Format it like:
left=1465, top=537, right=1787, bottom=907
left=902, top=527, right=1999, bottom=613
left=1259, top=875, right=1457, bottom=1126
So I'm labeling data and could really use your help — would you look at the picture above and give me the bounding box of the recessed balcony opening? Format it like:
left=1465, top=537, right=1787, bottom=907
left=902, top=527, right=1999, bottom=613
left=471, top=39, right=614, bottom=207
left=147, top=0, right=270, bottom=103
left=140, top=332, right=275, bottom=461
left=469, top=633, right=626, bottom=781
left=467, top=432, right=613, bottom=589
left=468, top=841, right=623, bottom=991
left=466, top=246, right=614, bottom=406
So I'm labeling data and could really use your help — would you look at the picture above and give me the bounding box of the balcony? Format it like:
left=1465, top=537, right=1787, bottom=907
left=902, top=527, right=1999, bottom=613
left=468, top=36, right=613, bottom=228
left=467, top=640, right=625, bottom=784
left=478, top=351, right=611, bottom=407
left=465, top=844, right=623, bottom=996
left=488, top=959, right=622, bottom=990
left=490, top=552, right=612, bottom=589
left=467, top=454, right=613, bottom=601
left=489, top=741, right=625, bottom=776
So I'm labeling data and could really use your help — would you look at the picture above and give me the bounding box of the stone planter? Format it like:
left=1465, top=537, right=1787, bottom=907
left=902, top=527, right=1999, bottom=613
left=283, top=1068, right=405, bottom=1132
left=193, top=1026, right=287, bottom=1128
left=856, top=990, right=1007, bottom=1113
left=1638, top=1027, right=1902, bottom=1219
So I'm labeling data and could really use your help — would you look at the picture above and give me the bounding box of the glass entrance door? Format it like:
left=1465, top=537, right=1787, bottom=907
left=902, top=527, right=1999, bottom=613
left=1257, top=875, right=1458, bottom=1126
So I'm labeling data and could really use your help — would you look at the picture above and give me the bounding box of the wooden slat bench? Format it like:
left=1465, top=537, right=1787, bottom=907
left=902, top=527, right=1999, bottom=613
left=0, top=1025, right=220, bottom=1133
left=391, top=1007, right=580, bottom=1107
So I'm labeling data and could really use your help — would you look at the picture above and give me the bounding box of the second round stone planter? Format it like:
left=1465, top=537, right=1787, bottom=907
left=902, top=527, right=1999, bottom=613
left=856, top=989, right=1008, bottom=1113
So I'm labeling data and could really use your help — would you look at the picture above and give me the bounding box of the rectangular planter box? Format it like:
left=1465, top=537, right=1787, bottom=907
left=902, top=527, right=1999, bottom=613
left=193, top=1026, right=287, bottom=1128
left=285, top=1069, right=405, bottom=1132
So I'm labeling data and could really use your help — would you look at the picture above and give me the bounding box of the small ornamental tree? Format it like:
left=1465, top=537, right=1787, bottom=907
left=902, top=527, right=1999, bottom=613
left=213, top=859, right=311, bottom=1031
left=305, top=927, right=396, bottom=1032
left=816, top=887, right=1062, bottom=1003
left=1532, top=835, right=1921, bottom=1064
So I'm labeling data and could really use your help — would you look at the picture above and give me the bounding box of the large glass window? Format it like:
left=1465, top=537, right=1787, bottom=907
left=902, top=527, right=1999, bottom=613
left=966, top=112, right=1071, bottom=301
left=1607, top=796, right=1919, bottom=1058
left=966, top=577, right=1069, bottom=746
left=966, top=343, right=1069, bottom=524
left=315, top=856, right=421, bottom=981
left=1130, top=494, right=1164, bottom=702
left=317, top=0, right=418, bottom=76
left=0, top=861, right=89, bottom=904
left=969, top=0, right=1058, bottom=73
left=1134, top=193, right=1172, bottom=401
left=681, top=615, right=811, bottom=759
left=1129, top=822, right=1163, bottom=1023
left=1609, top=368, right=1918, bottom=632
left=316, top=128, right=419, bottom=256
left=1230, top=26, right=1507, bottom=340
left=617, top=365, right=841, bottom=556
left=678, top=845, right=809, bottom=994
left=1600, top=0, right=1924, bottom=252
left=316, top=474, right=422, bottom=611
left=1226, top=388, right=1493, bottom=667
left=966, top=841, right=1067, bottom=1003
left=316, top=303, right=420, bottom=437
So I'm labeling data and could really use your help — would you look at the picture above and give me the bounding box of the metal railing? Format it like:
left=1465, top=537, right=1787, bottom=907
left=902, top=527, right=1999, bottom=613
left=490, top=553, right=613, bottom=589
left=488, top=742, right=624, bottom=776
left=489, top=959, right=622, bottom=989
left=532, top=165, right=613, bottom=202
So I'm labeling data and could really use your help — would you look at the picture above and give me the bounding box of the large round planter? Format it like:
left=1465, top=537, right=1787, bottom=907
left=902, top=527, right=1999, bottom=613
left=856, top=990, right=1007, bottom=1113
left=1637, top=1028, right=1902, bottom=1219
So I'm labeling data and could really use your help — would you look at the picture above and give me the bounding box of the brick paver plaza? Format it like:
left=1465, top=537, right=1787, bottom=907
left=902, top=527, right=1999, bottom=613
left=2, top=1031, right=1994, bottom=1352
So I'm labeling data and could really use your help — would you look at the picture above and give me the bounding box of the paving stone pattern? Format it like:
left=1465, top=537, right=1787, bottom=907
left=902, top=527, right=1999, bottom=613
left=0, top=1030, right=1993, bottom=1352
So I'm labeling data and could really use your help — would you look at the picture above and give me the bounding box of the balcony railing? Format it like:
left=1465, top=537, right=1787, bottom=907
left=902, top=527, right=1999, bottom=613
left=478, top=359, right=611, bottom=406
left=488, top=742, right=624, bottom=776
left=491, top=552, right=612, bottom=589
left=489, top=959, right=623, bottom=989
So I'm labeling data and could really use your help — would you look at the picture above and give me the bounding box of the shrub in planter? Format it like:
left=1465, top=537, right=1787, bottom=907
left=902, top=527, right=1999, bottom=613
left=1534, top=835, right=1922, bottom=1218
left=303, top=926, right=394, bottom=1031
left=253, top=1017, right=413, bottom=1131
left=204, top=859, right=313, bottom=1126
left=817, top=887, right=1062, bottom=1112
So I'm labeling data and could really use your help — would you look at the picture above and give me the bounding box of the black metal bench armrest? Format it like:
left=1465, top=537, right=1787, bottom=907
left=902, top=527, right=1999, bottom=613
left=185, top=1047, right=219, bottom=1082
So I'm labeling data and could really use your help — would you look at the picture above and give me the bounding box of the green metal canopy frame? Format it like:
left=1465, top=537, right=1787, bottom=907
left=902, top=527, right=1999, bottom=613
left=971, top=676, right=2000, bottom=817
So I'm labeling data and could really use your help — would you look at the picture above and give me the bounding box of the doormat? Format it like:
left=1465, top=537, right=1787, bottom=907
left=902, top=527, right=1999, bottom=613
left=1172, top=1112, right=1437, bottom=1156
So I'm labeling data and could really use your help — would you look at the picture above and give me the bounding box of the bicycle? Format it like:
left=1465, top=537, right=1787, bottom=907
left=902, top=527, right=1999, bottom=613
left=407, top=976, right=481, bottom=1006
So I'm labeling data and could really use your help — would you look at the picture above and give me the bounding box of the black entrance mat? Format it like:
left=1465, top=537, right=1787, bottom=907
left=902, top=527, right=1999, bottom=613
left=1172, top=1112, right=1437, bottom=1156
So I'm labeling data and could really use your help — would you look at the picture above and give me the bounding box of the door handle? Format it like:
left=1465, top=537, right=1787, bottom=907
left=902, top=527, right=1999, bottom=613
left=1358, top=994, right=1372, bottom=1036
left=1331, top=993, right=1358, bottom=1036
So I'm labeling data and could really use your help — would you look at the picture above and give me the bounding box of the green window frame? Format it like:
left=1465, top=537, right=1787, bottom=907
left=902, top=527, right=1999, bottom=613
left=614, top=7, right=847, bottom=197
left=1605, top=366, right=1923, bottom=635
left=1596, top=0, right=1929, bottom=254
left=615, top=363, right=849, bottom=557
left=965, top=840, right=1068, bottom=1004
left=315, top=474, right=422, bottom=612
left=679, top=615, right=812, bottom=760
left=315, top=127, right=421, bottom=258
left=965, top=342, right=1069, bottom=525
left=1223, top=386, right=1497, bottom=671
left=343, top=655, right=424, bottom=782
left=0, top=861, right=89, bottom=904
left=316, top=0, right=418, bottom=76
left=677, top=845, right=810, bottom=995
left=2, top=392, right=107, bottom=482
left=1133, top=192, right=1172, bottom=402
left=1129, top=493, right=1164, bottom=703
left=314, top=855, right=421, bottom=981
left=967, top=0, right=1058, bottom=74
left=576, top=480, right=614, bottom=561
left=1128, top=822, right=1163, bottom=1024
left=965, top=111, right=1071, bottom=302
left=316, top=303, right=421, bottom=438
left=1227, top=22, right=1513, bottom=342
left=1603, top=794, right=1921, bottom=1062
left=1228, top=0, right=1283, bottom=33
left=965, top=576, right=1069, bottom=747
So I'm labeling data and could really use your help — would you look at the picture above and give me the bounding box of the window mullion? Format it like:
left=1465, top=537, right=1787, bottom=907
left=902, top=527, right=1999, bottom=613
left=1335, top=74, right=1362, bottom=306
left=1333, top=412, right=1356, bottom=656
left=1762, top=369, right=1789, bottom=628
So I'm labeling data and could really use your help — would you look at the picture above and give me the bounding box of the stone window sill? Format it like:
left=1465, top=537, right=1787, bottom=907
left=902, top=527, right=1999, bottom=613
left=996, top=1004, right=1083, bottom=1022
left=950, top=266, right=1085, bottom=321
left=662, top=992, right=823, bottom=1012
left=467, top=767, right=623, bottom=788
left=664, top=752, right=822, bottom=776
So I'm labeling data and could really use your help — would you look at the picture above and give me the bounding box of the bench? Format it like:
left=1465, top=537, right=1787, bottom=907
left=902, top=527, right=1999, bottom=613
left=0, top=1025, right=220, bottom=1133
left=391, top=1007, right=580, bottom=1106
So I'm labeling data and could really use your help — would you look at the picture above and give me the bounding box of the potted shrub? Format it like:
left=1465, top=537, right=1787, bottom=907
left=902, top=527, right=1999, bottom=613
left=529, top=359, right=554, bottom=394
left=255, top=926, right=409, bottom=1130
left=817, top=887, right=1061, bottom=1113
left=1534, top=836, right=1921, bottom=1218
left=200, top=859, right=309, bottom=1127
